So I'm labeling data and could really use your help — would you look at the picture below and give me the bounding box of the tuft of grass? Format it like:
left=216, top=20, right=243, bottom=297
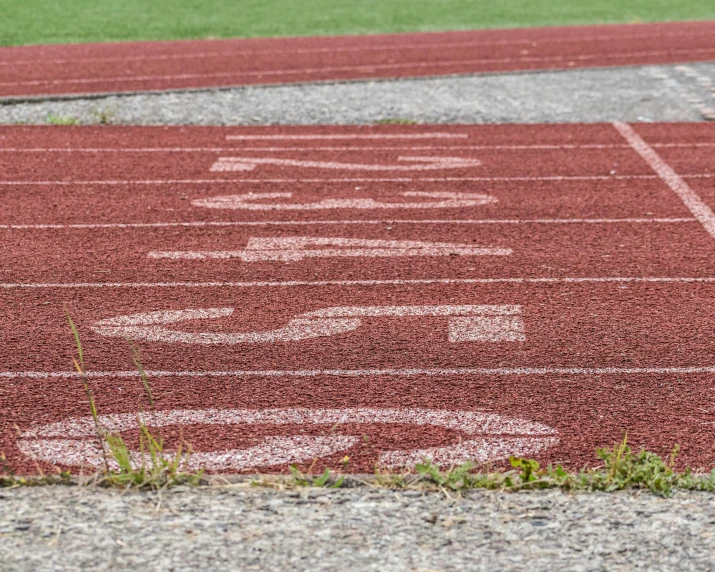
left=407, top=434, right=715, bottom=497
left=375, top=118, right=419, bottom=125
left=65, top=311, right=205, bottom=490
left=47, top=113, right=81, bottom=125
left=1, top=452, right=72, bottom=488
left=288, top=464, right=345, bottom=488
left=92, top=107, right=117, bottom=125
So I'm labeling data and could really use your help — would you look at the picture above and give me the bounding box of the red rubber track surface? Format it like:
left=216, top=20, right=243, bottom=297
left=1, top=123, right=715, bottom=474
left=1, top=20, right=714, bottom=98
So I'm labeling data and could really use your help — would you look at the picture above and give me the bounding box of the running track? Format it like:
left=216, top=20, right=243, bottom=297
left=2, top=122, right=715, bottom=474
left=1, top=20, right=714, bottom=98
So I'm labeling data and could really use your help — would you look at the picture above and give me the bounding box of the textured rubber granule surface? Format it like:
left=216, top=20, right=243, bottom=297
left=0, top=21, right=714, bottom=98
left=1, top=122, right=714, bottom=475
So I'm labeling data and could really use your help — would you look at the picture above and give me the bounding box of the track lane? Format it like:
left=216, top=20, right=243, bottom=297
left=2, top=122, right=715, bottom=474
left=3, top=281, right=715, bottom=472
left=3, top=371, right=714, bottom=474
left=0, top=21, right=714, bottom=97
left=3, top=281, right=715, bottom=372
left=0, top=179, right=696, bottom=225
left=0, top=146, right=660, bottom=182
left=0, top=123, right=640, bottom=147
left=1, top=222, right=711, bottom=283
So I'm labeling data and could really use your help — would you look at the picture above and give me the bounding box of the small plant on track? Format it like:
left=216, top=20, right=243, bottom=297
left=408, top=434, right=715, bottom=497
left=289, top=464, right=344, bottom=488
left=66, top=311, right=205, bottom=490
left=1, top=451, right=72, bottom=488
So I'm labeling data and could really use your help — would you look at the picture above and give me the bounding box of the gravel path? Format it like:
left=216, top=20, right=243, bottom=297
left=1, top=63, right=713, bottom=125
left=2, top=485, right=715, bottom=571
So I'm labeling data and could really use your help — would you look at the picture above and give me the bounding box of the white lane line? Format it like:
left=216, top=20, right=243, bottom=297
left=4, top=175, right=708, bottom=186
left=0, top=218, right=696, bottom=230
left=148, top=237, right=512, bottom=262
left=4, top=29, right=710, bottom=66
left=5, top=175, right=715, bottom=185
left=1, top=143, right=712, bottom=151
left=4, top=48, right=715, bottom=87
left=3, top=276, right=715, bottom=289
left=614, top=122, right=715, bottom=240
left=4, top=365, right=715, bottom=380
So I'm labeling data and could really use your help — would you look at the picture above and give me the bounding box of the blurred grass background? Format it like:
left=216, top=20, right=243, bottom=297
left=1, top=0, right=713, bottom=46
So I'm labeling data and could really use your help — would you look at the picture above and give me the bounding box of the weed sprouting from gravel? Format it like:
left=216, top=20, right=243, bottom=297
left=252, top=435, right=715, bottom=497
left=92, top=107, right=117, bottom=125
left=375, top=117, right=418, bottom=125
left=289, top=464, right=344, bottom=488
left=47, top=113, right=81, bottom=125
left=404, top=434, right=715, bottom=497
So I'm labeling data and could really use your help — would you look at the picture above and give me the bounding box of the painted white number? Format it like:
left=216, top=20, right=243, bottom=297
left=191, top=191, right=496, bottom=210
left=19, top=408, right=557, bottom=470
left=92, top=305, right=525, bottom=344
left=210, top=156, right=481, bottom=172
left=148, top=237, right=511, bottom=261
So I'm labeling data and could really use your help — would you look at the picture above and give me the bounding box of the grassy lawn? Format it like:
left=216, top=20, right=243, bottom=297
left=1, top=0, right=714, bottom=47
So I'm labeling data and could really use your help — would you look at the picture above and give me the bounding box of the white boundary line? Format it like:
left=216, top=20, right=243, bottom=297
left=0, top=143, right=712, bottom=152
left=0, top=175, right=710, bottom=186
left=3, top=276, right=715, bottom=289
left=0, top=175, right=692, bottom=185
left=0, top=218, right=696, bottom=230
left=614, top=122, right=715, bottom=240
left=3, top=365, right=715, bottom=380
left=3, top=29, right=711, bottom=66
left=4, top=48, right=715, bottom=87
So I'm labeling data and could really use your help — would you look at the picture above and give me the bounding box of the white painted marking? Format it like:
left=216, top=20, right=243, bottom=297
left=18, top=407, right=557, bottom=470
left=19, top=434, right=359, bottom=472
left=92, top=305, right=524, bottom=344
left=93, top=307, right=361, bottom=344
left=302, top=305, right=520, bottom=317
left=0, top=218, right=696, bottom=231
left=3, top=174, right=714, bottom=185
left=449, top=316, right=525, bottom=342
left=380, top=437, right=551, bottom=467
left=226, top=134, right=468, bottom=140
left=4, top=276, right=715, bottom=289
left=614, top=121, right=715, bottom=240
left=191, top=191, right=496, bottom=210
left=3, top=48, right=714, bottom=87
left=209, top=156, right=481, bottom=172
left=5, top=364, right=715, bottom=381
left=148, top=237, right=511, bottom=262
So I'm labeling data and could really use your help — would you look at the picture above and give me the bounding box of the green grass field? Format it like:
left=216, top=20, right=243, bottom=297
left=1, top=0, right=714, bottom=47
